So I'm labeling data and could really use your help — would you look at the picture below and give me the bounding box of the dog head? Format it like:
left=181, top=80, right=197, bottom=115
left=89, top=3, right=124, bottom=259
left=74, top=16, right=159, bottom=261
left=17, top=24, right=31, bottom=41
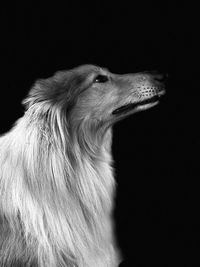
left=23, top=65, right=166, bottom=132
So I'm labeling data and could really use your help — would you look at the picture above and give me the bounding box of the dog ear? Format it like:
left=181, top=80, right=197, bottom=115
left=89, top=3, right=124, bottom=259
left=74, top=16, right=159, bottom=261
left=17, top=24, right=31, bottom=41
left=22, top=70, right=86, bottom=111
left=22, top=78, right=55, bottom=109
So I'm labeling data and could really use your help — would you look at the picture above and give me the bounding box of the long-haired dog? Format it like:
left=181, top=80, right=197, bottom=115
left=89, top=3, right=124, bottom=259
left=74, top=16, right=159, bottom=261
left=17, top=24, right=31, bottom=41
left=0, top=65, right=165, bottom=267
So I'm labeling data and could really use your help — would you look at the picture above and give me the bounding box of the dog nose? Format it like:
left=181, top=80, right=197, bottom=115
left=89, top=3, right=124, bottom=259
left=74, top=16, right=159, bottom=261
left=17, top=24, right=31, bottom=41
left=150, top=71, right=169, bottom=83
left=143, top=70, right=168, bottom=81
left=143, top=70, right=168, bottom=84
left=153, top=73, right=168, bottom=83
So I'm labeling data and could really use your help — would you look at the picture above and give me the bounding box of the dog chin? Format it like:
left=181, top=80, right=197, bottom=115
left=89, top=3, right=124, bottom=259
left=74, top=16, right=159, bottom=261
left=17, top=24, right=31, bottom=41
left=109, top=98, right=162, bottom=125
left=134, top=101, right=159, bottom=111
left=111, top=89, right=165, bottom=118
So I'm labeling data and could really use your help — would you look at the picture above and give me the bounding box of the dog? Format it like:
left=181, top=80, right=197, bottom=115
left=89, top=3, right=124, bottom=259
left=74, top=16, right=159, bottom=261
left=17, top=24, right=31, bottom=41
left=0, top=65, right=165, bottom=267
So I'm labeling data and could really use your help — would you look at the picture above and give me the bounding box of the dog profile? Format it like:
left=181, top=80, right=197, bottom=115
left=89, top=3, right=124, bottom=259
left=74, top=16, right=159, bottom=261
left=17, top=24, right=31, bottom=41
left=0, top=65, right=165, bottom=267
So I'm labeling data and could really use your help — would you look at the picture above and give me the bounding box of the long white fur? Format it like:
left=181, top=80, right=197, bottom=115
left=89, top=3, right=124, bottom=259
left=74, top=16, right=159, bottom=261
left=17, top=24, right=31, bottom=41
left=0, top=67, right=120, bottom=267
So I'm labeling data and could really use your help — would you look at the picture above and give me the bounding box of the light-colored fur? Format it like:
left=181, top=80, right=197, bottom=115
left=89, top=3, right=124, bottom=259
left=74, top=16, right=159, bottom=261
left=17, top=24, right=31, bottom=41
left=0, top=65, right=164, bottom=267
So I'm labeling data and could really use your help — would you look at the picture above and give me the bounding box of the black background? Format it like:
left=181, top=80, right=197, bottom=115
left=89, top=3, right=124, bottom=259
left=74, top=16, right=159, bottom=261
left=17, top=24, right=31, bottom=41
left=1, top=2, right=200, bottom=266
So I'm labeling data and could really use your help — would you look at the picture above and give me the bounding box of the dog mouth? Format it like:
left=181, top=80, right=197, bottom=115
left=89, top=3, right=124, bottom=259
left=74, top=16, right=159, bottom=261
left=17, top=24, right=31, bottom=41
left=112, top=92, right=164, bottom=115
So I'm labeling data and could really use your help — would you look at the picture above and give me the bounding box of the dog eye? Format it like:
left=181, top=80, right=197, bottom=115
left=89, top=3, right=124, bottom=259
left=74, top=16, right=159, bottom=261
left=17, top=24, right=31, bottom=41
left=94, top=75, right=109, bottom=83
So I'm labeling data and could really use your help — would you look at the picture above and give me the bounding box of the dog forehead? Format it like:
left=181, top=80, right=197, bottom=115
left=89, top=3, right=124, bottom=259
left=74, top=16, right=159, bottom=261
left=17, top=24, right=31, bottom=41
left=74, top=64, right=100, bottom=73
left=53, top=64, right=110, bottom=85
left=72, top=64, right=111, bottom=78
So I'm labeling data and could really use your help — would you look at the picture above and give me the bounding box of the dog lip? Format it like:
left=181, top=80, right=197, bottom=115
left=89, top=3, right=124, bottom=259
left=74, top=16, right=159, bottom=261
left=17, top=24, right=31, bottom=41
left=112, top=91, right=164, bottom=115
